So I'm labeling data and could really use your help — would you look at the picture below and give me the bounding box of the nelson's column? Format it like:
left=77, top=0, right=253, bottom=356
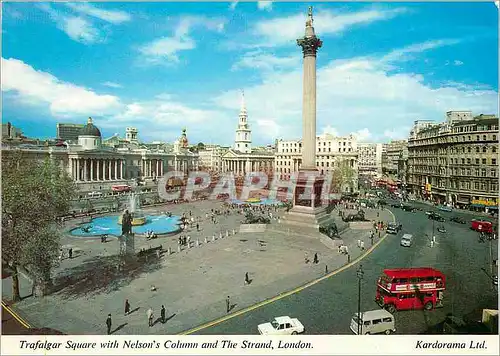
left=281, top=7, right=339, bottom=236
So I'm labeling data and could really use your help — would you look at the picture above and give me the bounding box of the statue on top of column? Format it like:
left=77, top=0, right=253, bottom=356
left=306, top=6, right=313, bottom=27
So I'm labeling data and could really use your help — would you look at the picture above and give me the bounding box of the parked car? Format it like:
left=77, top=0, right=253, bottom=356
left=450, top=216, right=466, bottom=224
left=258, top=316, right=305, bottom=335
left=428, top=212, right=445, bottom=222
left=386, top=222, right=402, bottom=234
left=425, top=210, right=433, bottom=216
left=438, top=205, right=453, bottom=212
left=389, top=202, right=401, bottom=208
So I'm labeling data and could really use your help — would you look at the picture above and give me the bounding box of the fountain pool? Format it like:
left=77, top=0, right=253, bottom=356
left=70, top=214, right=182, bottom=237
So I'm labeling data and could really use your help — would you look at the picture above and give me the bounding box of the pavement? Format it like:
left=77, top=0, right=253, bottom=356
left=194, top=203, right=498, bottom=335
left=2, top=200, right=392, bottom=335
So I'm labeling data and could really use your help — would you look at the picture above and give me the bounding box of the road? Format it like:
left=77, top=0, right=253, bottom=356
left=193, top=204, right=498, bottom=335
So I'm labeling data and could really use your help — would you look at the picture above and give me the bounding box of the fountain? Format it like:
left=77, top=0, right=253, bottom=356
left=70, top=193, right=182, bottom=237
left=118, top=193, right=147, bottom=226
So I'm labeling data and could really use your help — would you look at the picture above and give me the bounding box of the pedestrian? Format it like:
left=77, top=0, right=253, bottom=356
left=226, top=296, right=230, bottom=313
left=106, top=314, right=112, bottom=335
left=244, top=272, right=250, bottom=285
left=147, top=307, right=154, bottom=327
left=325, top=265, right=328, bottom=274
left=124, top=299, right=130, bottom=315
left=360, top=241, right=365, bottom=250
left=313, top=253, right=319, bottom=264
left=58, top=248, right=63, bottom=262
left=161, top=305, right=166, bottom=323
left=68, top=248, right=73, bottom=259
left=196, top=223, right=199, bottom=231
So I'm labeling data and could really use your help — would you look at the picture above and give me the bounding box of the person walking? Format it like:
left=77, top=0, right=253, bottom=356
left=244, top=272, right=250, bottom=285
left=313, top=253, right=319, bottom=264
left=124, top=299, right=130, bottom=315
left=161, top=305, right=166, bottom=323
left=68, top=248, right=73, bottom=259
left=106, top=314, right=112, bottom=335
left=226, top=296, right=230, bottom=313
left=147, top=307, right=154, bottom=327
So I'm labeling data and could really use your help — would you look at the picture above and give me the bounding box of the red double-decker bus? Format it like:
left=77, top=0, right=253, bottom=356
left=375, top=268, right=445, bottom=313
left=111, top=184, right=131, bottom=192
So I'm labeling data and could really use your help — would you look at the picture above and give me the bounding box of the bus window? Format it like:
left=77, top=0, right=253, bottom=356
left=400, top=278, right=408, bottom=283
left=424, top=276, right=434, bottom=282
left=410, top=277, right=418, bottom=283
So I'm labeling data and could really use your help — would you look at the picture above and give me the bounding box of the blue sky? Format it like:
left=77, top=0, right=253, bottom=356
left=2, top=1, right=499, bottom=145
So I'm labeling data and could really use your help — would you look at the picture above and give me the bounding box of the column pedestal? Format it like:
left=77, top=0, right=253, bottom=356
left=281, top=169, right=337, bottom=234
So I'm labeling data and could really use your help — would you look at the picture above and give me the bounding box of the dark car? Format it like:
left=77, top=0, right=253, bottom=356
left=386, top=222, right=402, bottom=234
left=428, top=212, right=445, bottom=222
left=450, top=216, right=466, bottom=224
left=401, top=204, right=416, bottom=212
left=389, top=202, right=401, bottom=208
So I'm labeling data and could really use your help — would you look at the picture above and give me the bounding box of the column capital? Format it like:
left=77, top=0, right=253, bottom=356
left=297, top=36, right=322, bottom=58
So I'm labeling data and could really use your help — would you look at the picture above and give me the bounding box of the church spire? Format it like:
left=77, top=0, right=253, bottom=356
left=240, top=89, right=247, bottom=115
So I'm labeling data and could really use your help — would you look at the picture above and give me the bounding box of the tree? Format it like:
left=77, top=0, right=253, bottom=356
left=2, top=153, right=76, bottom=299
left=329, top=159, right=356, bottom=193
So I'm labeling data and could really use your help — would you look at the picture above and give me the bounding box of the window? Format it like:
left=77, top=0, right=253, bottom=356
left=493, top=135, right=497, bottom=141
left=483, top=135, right=487, bottom=141
left=476, top=135, right=480, bottom=141
left=468, top=147, right=472, bottom=153
left=493, top=147, right=497, bottom=153
left=372, top=319, right=382, bottom=325
left=467, top=158, right=471, bottom=164
left=481, top=169, right=486, bottom=177
left=382, top=317, right=392, bottom=323
left=492, top=170, right=497, bottom=178
left=482, top=158, right=487, bottom=164
left=492, top=159, right=497, bottom=165
left=475, top=159, right=480, bottom=164
left=476, top=147, right=480, bottom=153
left=364, top=321, right=370, bottom=326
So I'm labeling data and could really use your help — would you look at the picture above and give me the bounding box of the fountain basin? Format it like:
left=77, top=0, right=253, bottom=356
left=70, top=215, right=182, bottom=237
left=117, top=215, right=147, bottom=226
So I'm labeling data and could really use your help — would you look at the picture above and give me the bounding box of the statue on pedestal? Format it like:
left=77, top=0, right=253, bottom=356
left=122, top=209, right=132, bottom=235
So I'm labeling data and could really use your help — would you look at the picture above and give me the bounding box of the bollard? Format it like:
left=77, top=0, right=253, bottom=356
left=178, top=245, right=181, bottom=253
left=204, top=237, right=208, bottom=244
left=196, top=239, right=200, bottom=247
left=168, top=247, right=172, bottom=255
left=233, top=229, right=236, bottom=235
left=226, top=230, right=229, bottom=237
left=219, top=232, right=223, bottom=239
left=212, top=235, right=215, bottom=242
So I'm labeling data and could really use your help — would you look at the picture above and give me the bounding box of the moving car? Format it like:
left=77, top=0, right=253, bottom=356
left=389, top=202, right=401, bottom=208
left=257, top=316, right=305, bottom=335
left=425, top=211, right=433, bottom=216
left=350, top=309, right=395, bottom=335
left=428, top=212, right=445, bottom=222
left=400, top=234, right=413, bottom=247
left=450, top=216, right=466, bottom=224
left=386, top=222, right=402, bottom=234
left=438, top=205, right=453, bottom=212
left=401, top=204, right=416, bottom=212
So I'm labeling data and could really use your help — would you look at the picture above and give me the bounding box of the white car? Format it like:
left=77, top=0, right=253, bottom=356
left=257, top=316, right=305, bottom=335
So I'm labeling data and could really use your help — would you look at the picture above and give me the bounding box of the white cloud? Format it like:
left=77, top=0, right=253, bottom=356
left=383, top=127, right=411, bottom=140
left=102, top=81, right=123, bottom=88
left=2, top=58, right=122, bottom=117
left=353, top=128, right=372, bottom=142
left=138, top=16, right=225, bottom=64
left=381, top=39, right=461, bottom=63
left=231, top=50, right=299, bottom=71
left=212, top=40, right=498, bottom=143
left=250, top=7, right=407, bottom=47
left=66, top=3, right=131, bottom=24
left=454, top=60, right=464, bottom=66
left=229, top=1, right=239, bottom=11
left=38, top=4, right=104, bottom=44
left=321, top=125, right=340, bottom=136
left=257, top=1, right=273, bottom=11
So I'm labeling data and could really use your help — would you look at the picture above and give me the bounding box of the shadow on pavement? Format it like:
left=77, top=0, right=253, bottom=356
left=50, top=255, right=163, bottom=299
left=111, top=323, right=128, bottom=334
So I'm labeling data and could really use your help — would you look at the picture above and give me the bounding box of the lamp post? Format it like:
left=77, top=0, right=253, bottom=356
left=356, top=264, right=364, bottom=335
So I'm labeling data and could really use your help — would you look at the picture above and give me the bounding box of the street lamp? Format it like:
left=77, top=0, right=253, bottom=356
left=356, top=264, right=364, bottom=335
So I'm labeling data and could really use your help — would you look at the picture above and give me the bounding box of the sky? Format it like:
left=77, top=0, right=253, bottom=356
left=2, top=1, right=499, bottom=146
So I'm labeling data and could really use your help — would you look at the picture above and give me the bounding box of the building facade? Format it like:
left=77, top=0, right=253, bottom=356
left=407, top=112, right=499, bottom=211
left=357, top=143, right=383, bottom=177
left=382, top=140, right=408, bottom=177
left=198, top=144, right=229, bottom=171
left=2, top=118, right=199, bottom=192
left=56, top=123, right=85, bottom=142
left=221, top=91, right=274, bottom=175
left=275, top=133, right=359, bottom=192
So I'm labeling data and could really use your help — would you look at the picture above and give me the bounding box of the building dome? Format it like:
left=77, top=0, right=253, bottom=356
left=80, top=117, right=101, bottom=137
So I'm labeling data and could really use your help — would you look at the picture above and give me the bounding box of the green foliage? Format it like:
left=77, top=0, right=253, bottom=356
left=2, top=153, right=76, bottom=296
left=330, top=159, right=356, bottom=193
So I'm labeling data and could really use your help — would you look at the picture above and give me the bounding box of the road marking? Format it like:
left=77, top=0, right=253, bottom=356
left=1, top=301, right=32, bottom=329
left=179, top=210, right=396, bottom=335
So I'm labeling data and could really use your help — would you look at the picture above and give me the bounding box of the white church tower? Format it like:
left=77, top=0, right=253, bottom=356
left=234, top=90, right=252, bottom=153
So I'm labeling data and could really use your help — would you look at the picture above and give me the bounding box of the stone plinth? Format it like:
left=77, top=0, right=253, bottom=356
left=119, top=233, right=135, bottom=256
left=281, top=169, right=336, bottom=234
